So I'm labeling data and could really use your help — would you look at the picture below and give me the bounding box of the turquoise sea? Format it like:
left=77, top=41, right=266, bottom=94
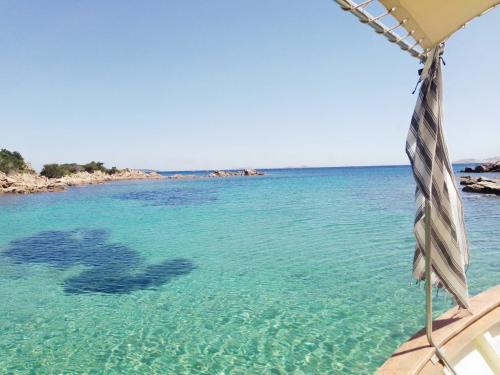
left=0, top=165, right=498, bottom=374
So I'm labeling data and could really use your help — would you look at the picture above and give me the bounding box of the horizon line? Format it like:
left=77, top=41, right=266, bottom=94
left=152, top=161, right=478, bottom=174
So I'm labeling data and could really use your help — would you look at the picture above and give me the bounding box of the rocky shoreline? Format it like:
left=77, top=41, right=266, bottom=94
left=0, top=169, right=164, bottom=194
left=0, top=168, right=265, bottom=195
left=460, top=161, right=500, bottom=173
left=458, top=160, right=500, bottom=196
left=167, top=168, right=264, bottom=180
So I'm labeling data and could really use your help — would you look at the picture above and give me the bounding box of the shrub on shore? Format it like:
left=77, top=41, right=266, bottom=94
left=83, top=161, right=107, bottom=173
left=107, top=167, right=119, bottom=175
left=0, top=149, right=31, bottom=174
left=40, top=164, right=71, bottom=178
left=41, top=161, right=120, bottom=178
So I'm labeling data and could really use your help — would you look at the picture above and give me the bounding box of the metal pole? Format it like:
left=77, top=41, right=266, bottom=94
left=424, top=200, right=457, bottom=374
left=424, top=200, right=433, bottom=343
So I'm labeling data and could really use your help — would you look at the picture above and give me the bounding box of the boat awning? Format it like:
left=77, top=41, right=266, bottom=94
left=379, top=0, right=500, bottom=50
left=334, top=0, right=500, bottom=59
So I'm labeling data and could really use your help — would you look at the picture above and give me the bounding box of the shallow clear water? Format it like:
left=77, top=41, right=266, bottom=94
left=0, top=166, right=498, bottom=374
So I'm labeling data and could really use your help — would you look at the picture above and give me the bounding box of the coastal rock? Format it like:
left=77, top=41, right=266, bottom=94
left=208, top=170, right=241, bottom=177
left=167, top=174, right=201, bottom=180
left=167, top=169, right=264, bottom=179
left=461, top=161, right=500, bottom=173
left=460, top=176, right=500, bottom=195
left=243, top=168, right=264, bottom=176
left=23, top=162, right=37, bottom=174
left=0, top=171, right=65, bottom=194
left=0, top=173, right=17, bottom=188
left=5, top=176, right=17, bottom=184
left=0, top=167, right=264, bottom=195
left=0, top=169, right=165, bottom=195
left=110, top=169, right=164, bottom=180
left=208, top=169, right=264, bottom=177
left=57, top=170, right=164, bottom=186
left=145, top=171, right=163, bottom=179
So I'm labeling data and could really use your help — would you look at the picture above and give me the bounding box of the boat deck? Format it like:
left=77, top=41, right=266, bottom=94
left=376, top=285, right=500, bottom=374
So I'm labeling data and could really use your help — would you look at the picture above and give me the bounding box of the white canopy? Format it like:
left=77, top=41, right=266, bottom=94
left=335, top=0, right=500, bottom=59
left=379, top=0, right=500, bottom=50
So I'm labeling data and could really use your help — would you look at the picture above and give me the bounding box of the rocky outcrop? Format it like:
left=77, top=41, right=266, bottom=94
left=208, top=169, right=264, bottom=178
left=243, top=168, right=264, bottom=176
left=165, top=169, right=264, bottom=180
left=461, top=161, right=500, bottom=173
left=56, top=169, right=164, bottom=187
left=1, top=167, right=264, bottom=194
left=167, top=174, right=202, bottom=180
left=208, top=170, right=240, bottom=177
left=0, top=172, right=67, bottom=194
left=0, top=169, right=164, bottom=195
left=460, top=176, right=500, bottom=195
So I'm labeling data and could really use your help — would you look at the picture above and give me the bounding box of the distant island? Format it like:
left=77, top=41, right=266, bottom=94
left=454, top=156, right=500, bottom=164
left=0, top=149, right=264, bottom=195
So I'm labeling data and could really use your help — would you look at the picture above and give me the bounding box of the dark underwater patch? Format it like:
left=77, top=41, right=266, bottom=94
left=2, top=229, right=195, bottom=295
left=115, top=188, right=217, bottom=206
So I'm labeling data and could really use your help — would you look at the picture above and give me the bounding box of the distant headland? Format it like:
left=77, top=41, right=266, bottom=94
left=0, top=149, right=164, bottom=194
left=453, top=156, right=500, bottom=164
left=0, top=149, right=264, bottom=195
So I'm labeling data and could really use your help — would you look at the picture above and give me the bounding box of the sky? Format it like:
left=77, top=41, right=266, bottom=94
left=1, top=1, right=499, bottom=171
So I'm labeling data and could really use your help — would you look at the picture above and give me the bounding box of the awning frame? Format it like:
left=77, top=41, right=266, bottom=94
left=333, top=0, right=500, bottom=61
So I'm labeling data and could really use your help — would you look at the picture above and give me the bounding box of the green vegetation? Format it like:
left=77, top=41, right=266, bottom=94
left=0, top=149, right=31, bottom=174
left=41, top=161, right=120, bottom=178
left=107, top=167, right=119, bottom=175
left=0, top=149, right=121, bottom=178
left=82, top=161, right=106, bottom=174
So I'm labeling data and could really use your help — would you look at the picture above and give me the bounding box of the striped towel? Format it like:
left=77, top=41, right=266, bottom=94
left=406, top=46, right=470, bottom=309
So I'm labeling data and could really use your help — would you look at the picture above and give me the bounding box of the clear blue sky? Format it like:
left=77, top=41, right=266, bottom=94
left=1, top=1, right=499, bottom=171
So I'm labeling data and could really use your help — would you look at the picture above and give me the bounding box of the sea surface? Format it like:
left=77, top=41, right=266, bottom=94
left=0, top=165, right=498, bottom=374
